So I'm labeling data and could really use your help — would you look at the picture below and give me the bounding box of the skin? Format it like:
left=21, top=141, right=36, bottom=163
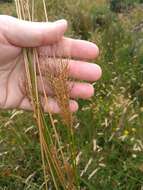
left=0, top=15, right=102, bottom=113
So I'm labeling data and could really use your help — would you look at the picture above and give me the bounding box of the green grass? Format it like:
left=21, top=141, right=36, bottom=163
left=0, top=0, right=143, bottom=189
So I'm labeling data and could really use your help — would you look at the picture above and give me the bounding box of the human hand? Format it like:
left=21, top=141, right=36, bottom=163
left=0, top=15, right=102, bottom=113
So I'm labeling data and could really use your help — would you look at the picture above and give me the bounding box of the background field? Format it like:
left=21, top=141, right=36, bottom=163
left=0, top=0, right=143, bottom=189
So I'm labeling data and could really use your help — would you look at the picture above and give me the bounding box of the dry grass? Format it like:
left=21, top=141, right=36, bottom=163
left=15, top=0, right=79, bottom=189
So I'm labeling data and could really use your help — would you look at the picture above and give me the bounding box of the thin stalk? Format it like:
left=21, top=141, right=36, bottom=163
left=33, top=50, right=48, bottom=190
left=25, top=49, right=60, bottom=189
left=35, top=50, right=65, bottom=162
left=50, top=53, right=79, bottom=188
left=26, top=49, right=61, bottom=189
left=42, top=0, right=48, bottom=21
left=15, top=0, right=79, bottom=189
left=24, top=41, right=68, bottom=190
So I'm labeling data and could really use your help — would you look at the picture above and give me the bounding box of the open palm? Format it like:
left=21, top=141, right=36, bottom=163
left=0, top=15, right=101, bottom=113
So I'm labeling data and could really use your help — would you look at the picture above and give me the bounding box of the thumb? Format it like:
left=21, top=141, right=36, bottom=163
left=0, top=16, right=67, bottom=47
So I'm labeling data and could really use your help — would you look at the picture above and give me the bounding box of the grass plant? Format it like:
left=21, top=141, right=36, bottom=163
left=15, top=0, right=79, bottom=189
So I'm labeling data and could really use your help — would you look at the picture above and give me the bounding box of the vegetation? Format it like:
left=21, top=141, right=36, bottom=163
left=0, top=0, right=143, bottom=189
left=110, top=0, right=143, bottom=12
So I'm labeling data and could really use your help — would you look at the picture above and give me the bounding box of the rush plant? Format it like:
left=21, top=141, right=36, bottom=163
left=15, top=0, right=79, bottom=189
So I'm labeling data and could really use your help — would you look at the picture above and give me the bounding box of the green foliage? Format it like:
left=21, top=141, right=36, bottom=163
left=0, top=1, right=143, bottom=190
left=0, top=0, right=13, bottom=2
left=110, top=0, right=143, bottom=12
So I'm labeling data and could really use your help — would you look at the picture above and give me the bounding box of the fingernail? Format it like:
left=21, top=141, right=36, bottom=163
left=55, top=19, right=68, bottom=26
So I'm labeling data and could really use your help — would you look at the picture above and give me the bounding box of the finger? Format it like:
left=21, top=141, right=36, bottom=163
left=39, top=37, right=99, bottom=60
left=19, top=97, right=78, bottom=113
left=69, top=60, right=102, bottom=81
left=39, top=58, right=102, bottom=82
left=0, top=15, right=67, bottom=47
left=37, top=77, right=94, bottom=99
left=70, top=82, right=94, bottom=99
left=0, top=33, right=21, bottom=64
